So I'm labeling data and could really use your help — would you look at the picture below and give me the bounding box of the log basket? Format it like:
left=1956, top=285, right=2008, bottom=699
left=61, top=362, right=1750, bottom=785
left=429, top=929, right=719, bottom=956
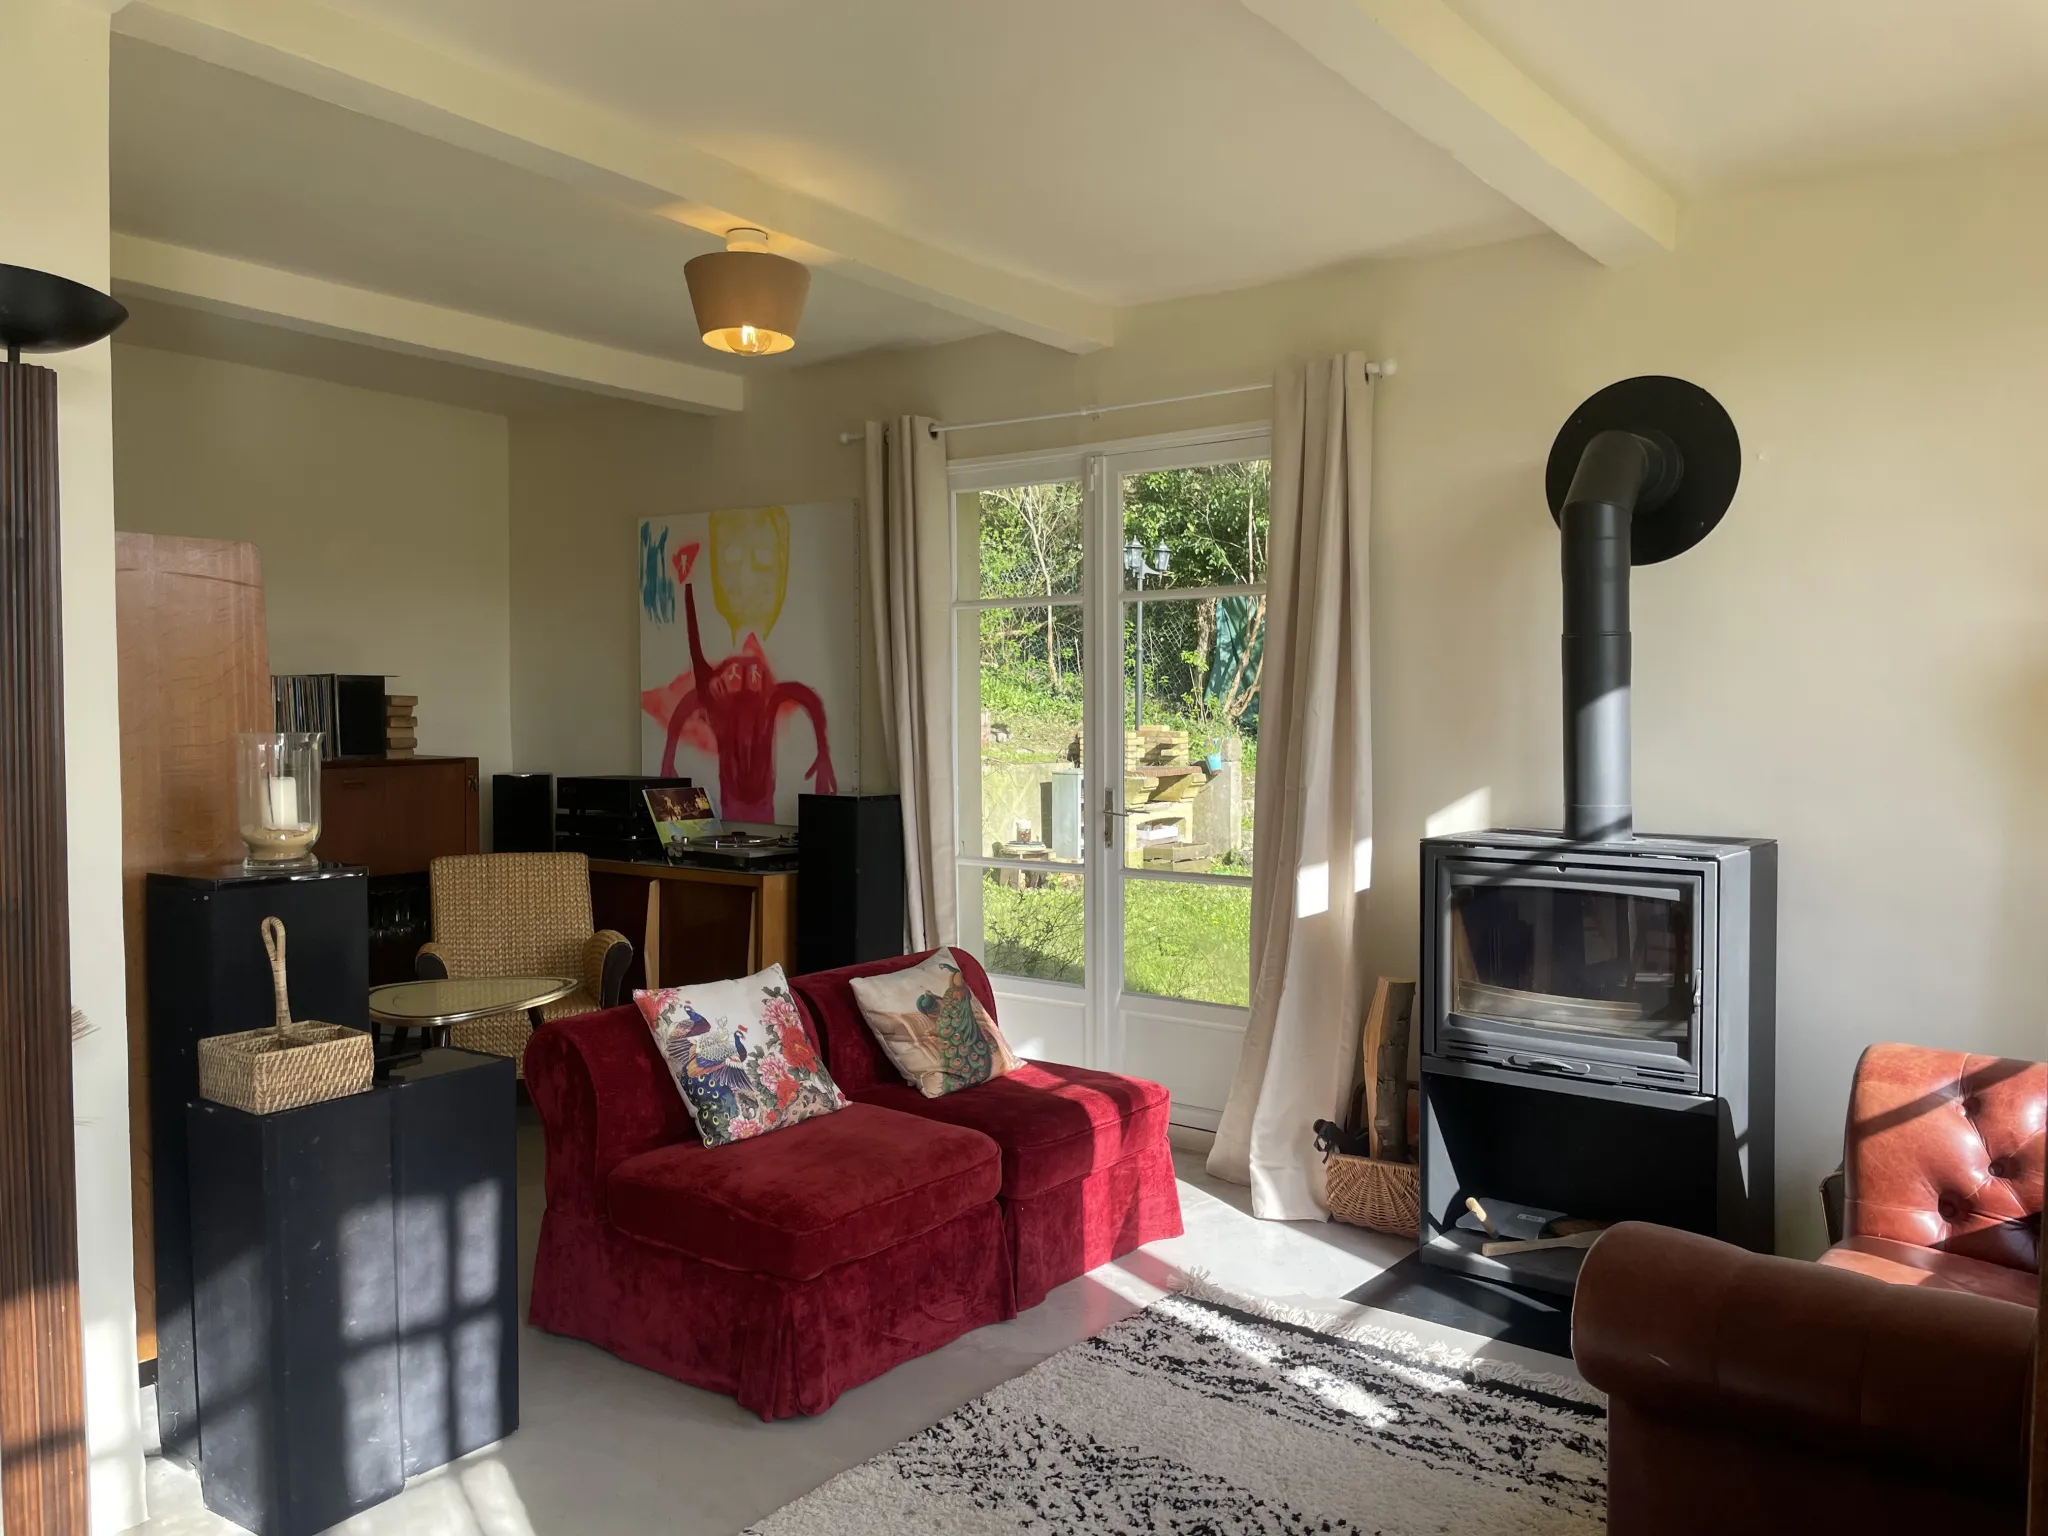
left=1321, top=977, right=1421, bottom=1239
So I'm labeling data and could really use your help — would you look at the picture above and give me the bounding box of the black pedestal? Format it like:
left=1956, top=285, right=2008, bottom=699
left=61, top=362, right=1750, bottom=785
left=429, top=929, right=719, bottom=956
left=147, top=862, right=368, bottom=1466
left=187, top=1092, right=402, bottom=1536
left=384, top=1049, right=520, bottom=1475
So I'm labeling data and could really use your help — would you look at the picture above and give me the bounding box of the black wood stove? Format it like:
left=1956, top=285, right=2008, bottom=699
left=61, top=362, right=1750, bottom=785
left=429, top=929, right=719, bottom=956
left=1417, top=377, right=1778, bottom=1296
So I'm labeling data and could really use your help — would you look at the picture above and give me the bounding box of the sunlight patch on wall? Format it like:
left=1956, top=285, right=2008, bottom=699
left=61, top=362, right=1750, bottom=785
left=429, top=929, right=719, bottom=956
left=1425, top=788, right=1493, bottom=840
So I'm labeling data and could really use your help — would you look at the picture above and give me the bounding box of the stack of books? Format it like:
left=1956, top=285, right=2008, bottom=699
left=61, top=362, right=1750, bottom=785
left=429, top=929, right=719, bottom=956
left=385, top=694, right=418, bottom=759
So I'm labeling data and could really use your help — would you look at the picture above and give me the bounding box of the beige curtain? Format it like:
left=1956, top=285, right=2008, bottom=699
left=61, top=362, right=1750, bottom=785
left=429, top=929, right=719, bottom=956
left=1207, top=355, right=1375, bottom=1221
left=863, top=417, right=955, bottom=948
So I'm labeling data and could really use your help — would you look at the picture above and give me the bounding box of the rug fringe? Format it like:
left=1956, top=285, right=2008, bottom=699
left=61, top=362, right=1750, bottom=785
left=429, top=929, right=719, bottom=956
left=1168, top=1270, right=1606, bottom=1407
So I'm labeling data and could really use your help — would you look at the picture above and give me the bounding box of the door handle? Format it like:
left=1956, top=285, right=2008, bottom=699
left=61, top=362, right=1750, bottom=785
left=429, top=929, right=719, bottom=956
left=1506, top=1054, right=1591, bottom=1076
left=1101, top=788, right=1131, bottom=847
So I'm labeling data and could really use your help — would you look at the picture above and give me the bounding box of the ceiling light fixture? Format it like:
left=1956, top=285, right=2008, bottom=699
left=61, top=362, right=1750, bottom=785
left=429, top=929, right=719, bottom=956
left=684, top=227, right=810, bottom=357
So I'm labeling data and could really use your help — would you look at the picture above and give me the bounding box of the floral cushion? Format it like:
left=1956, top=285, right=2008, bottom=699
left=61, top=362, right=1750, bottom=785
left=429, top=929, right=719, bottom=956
left=847, top=947, right=1021, bottom=1098
left=634, top=965, right=847, bottom=1145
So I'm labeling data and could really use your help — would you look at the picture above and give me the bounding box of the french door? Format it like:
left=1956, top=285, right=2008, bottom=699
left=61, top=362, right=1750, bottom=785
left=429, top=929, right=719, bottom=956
left=950, top=426, right=1270, bottom=1128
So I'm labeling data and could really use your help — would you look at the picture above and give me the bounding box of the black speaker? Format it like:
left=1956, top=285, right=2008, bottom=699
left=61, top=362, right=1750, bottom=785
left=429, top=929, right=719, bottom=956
left=492, top=772, right=553, bottom=852
left=798, top=794, right=905, bottom=973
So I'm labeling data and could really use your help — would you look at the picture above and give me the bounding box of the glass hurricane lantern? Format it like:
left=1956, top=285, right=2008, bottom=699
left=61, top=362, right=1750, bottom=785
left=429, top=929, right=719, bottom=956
left=236, top=732, right=324, bottom=866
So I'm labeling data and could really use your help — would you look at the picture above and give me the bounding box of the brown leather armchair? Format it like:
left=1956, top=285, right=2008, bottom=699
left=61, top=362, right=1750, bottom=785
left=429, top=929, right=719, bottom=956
left=1575, top=1222, right=2033, bottom=1535
left=1574, top=1041, right=2044, bottom=1534
left=1819, top=1042, right=2043, bottom=1306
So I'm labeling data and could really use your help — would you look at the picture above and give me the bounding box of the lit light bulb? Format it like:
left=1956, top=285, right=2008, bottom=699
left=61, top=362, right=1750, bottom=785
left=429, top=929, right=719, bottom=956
left=737, top=324, right=762, bottom=355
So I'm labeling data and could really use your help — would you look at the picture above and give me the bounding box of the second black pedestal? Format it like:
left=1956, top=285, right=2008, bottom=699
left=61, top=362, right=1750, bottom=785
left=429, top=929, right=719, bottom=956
left=187, top=1091, right=402, bottom=1536
left=383, top=1049, right=520, bottom=1475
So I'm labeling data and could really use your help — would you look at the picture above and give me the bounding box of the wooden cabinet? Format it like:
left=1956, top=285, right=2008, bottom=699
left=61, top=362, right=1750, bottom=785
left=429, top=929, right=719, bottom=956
left=319, top=757, right=478, bottom=983
left=319, top=756, right=479, bottom=876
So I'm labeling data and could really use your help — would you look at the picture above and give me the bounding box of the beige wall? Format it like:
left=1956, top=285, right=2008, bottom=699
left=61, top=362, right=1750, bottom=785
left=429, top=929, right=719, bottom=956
left=114, top=345, right=515, bottom=811
left=509, top=140, right=2048, bottom=1256
left=0, top=2, right=148, bottom=1528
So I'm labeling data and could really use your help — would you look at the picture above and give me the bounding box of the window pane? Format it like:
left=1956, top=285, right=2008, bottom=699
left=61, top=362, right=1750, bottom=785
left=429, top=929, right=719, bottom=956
left=1121, top=460, right=1270, bottom=592
left=974, top=867, right=1085, bottom=984
left=957, top=482, right=1083, bottom=598
left=1122, top=596, right=1259, bottom=876
left=957, top=604, right=1084, bottom=863
left=1124, top=879, right=1250, bottom=1006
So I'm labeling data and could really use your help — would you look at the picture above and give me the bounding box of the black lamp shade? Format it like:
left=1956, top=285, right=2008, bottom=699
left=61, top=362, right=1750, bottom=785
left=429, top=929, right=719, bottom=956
left=0, top=264, right=128, bottom=356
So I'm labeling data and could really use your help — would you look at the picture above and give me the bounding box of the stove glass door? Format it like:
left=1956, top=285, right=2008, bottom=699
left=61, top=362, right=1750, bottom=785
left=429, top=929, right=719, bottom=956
left=1449, top=871, right=1697, bottom=1045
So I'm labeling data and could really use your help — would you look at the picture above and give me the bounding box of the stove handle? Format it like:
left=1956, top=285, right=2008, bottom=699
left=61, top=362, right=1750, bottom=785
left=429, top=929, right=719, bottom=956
left=1506, top=1054, right=1592, bottom=1077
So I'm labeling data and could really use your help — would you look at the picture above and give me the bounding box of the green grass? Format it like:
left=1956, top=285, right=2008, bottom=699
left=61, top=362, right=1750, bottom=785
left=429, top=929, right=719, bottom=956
left=1124, top=880, right=1251, bottom=1007
left=978, top=873, right=1251, bottom=1008
left=981, top=873, right=1085, bottom=984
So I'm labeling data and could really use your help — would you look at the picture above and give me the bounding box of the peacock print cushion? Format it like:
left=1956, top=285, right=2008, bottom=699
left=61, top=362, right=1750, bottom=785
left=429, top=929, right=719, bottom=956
left=634, top=965, right=847, bottom=1146
left=847, top=949, right=1021, bottom=1098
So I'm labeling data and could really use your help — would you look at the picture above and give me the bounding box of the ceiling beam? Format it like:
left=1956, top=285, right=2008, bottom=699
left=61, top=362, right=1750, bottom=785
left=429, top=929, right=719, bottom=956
left=1240, top=0, right=1679, bottom=263
left=112, top=0, right=1116, bottom=353
left=111, top=235, right=747, bottom=413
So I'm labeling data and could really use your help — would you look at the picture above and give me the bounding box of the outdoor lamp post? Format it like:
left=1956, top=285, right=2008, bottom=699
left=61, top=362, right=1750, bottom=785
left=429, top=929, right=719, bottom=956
left=1124, top=538, right=1169, bottom=727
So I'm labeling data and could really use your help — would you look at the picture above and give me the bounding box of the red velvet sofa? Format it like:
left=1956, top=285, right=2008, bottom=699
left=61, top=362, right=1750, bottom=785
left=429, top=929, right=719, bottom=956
left=791, top=950, right=1184, bottom=1309
left=525, top=948, right=1182, bottom=1417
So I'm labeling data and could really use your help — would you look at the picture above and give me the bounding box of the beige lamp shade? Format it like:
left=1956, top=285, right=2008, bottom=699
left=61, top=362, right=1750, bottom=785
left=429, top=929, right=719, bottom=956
left=684, top=242, right=812, bottom=356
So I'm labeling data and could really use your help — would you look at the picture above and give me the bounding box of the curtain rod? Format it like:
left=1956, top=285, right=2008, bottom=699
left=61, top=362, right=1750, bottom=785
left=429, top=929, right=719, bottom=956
left=835, top=359, right=1396, bottom=444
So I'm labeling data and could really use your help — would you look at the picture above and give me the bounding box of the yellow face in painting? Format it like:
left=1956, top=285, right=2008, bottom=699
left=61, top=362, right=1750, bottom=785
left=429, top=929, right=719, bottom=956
left=709, top=505, right=790, bottom=644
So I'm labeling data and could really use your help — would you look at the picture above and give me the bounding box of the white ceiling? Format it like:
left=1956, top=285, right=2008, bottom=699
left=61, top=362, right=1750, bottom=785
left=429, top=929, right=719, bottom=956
left=111, top=38, right=989, bottom=373
left=1454, top=0, right=2048, bottom=191
left=107, top=0, right=2048, bottom=404
left=113, top=295, right=616, bottom=415
left=316, top=0, right=1541, bottom=305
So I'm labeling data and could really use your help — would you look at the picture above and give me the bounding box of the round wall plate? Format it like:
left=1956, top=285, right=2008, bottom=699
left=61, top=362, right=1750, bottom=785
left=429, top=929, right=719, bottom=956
left=1546, top=375, right=1741, bottom=564
left=0, top=265, right=129, bottom=355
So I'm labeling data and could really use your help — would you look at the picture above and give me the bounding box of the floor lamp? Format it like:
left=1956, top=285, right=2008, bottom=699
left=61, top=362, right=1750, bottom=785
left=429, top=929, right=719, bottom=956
left=0, top=263, right=126, bottom=1534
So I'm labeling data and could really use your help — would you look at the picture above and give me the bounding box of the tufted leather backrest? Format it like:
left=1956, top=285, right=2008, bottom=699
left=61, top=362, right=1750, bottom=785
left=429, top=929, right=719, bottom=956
left=1842, top=1042, right=2045, bottom=1274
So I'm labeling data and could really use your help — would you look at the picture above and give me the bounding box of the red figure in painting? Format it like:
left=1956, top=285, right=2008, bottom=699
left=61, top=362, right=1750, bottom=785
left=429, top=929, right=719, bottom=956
left=646, top=582, right=836, bottom=822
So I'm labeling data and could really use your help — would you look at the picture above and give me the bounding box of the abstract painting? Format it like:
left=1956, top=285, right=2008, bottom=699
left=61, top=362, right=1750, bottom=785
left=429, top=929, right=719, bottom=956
left=638, top=502, right=859, bottom=824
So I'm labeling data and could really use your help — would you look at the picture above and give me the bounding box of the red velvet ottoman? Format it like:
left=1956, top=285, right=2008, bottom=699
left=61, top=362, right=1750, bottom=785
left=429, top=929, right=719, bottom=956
left=792, top=950, right=1184, bottom=1309
left=525, top=1005, right=1016, bottom=1419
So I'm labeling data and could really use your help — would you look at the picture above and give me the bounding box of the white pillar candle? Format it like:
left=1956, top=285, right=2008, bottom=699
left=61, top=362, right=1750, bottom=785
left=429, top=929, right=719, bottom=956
left=267, top=773, right=300, bottom=829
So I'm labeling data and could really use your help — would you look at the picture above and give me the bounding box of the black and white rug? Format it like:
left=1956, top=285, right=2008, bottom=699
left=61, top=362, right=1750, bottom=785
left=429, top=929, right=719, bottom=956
left=746, top=1282, right=1606, bottom=1534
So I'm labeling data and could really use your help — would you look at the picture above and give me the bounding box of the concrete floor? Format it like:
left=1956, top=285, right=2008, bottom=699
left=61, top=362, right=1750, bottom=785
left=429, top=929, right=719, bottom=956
left=132, top=1118, right=1573, bottom=1536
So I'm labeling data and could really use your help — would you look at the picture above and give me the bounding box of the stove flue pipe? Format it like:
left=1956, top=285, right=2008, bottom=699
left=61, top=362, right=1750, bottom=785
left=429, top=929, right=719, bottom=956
left=1559, top=429, right=1680, bottom=843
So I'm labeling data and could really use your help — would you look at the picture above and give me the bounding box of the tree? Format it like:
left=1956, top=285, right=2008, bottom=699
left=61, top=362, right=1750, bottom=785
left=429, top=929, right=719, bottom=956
left=1121, top=460, right=1270, bottom=735
left=975, top=483, right=1081, bottom=689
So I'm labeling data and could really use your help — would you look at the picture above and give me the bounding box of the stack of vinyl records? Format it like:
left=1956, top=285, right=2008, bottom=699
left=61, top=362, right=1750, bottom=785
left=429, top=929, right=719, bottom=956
left=272, top=674, right=388, bottom=759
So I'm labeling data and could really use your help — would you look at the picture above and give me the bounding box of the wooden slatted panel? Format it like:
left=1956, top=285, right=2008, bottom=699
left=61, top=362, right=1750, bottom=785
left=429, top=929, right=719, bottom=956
left=0, top=359, right=88, bottom=1533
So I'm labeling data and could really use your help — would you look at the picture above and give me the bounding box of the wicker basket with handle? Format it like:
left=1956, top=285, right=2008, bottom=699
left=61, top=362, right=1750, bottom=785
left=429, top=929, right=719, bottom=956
left=1324, top=1145, right=1421, bottom=1238
left=1322, top=977, right=1420, bottom=1239
left=196, top=916, right=373, bottom=1115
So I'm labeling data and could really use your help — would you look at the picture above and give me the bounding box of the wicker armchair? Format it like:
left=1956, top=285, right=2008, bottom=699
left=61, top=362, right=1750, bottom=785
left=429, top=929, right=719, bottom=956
left=416, top=852, right=632, bottom=1073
